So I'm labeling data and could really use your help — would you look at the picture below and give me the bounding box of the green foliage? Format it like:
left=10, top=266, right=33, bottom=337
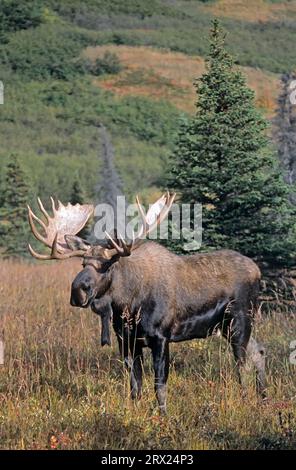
left=0, top=23, right=121, bottom=80
left=0, top=155, right=31, bottom=257
left=44, top=0, right=185, bottom=21
left=1, top=1, right=295, bottom=259
left=0, top=24, right=98, bottom=80
left=90, top=15, right=296, bottom=74
left=79, top=52, right=122, bottom=76
left=0, top=0, right=43, bottom=40
left=167, top=20, right=296, bottom=267
left=93, top=52, right=123, bottom=75
left=105, top=95, right=180, bottom=145
left=70, top=178, right=86, bottom=206
left=0, top=75, right=101, bottom=204
left=0, top=73, right=178, bottom=217
left=1, top=4, right=295, bottom=81
left=40, top=79, right=181, bottom=145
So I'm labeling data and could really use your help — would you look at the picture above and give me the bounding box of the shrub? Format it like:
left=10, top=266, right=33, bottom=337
left=39, top=78, right=182, bottom=145
left=0, top=0, right=43, bottom=33
left=93, top=52, right=122, bottom=75
left=78, top=52, right=122, bottom=76
left=0, top=24, right=98, bottom=80
left=44, top=0, right=185, bottom=21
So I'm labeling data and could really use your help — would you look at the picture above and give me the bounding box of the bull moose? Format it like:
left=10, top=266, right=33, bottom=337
left=27, top=193, right=266, bottom=414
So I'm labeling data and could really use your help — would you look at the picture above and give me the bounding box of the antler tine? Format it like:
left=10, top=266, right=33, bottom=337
left=37, top=197, right=50, bottom=222
left=28, top=204, right=47, bottom=232
left=118, top=233, right=133, bottom=255
left=140, top=192, right=176, bottom=240
left=51, top=232, right=63, bottom=257
left=104, top=231, right=133, bottom=256
left=50, top=196, right=56, bottom=214
left=28, top=197, right=95, bottom=261
left=136, top=195, right=148, bottom=233
left=28, top=243, right=52, bottom=260
left=105, top=231, right=125, bottom=255
left=169, top=192, right=176, bottom=205
left=154, top=191, right=176, bottom=228
left=28, top=233, right=87, bottom=261
left=27, top=205, right=50, bottom=246
left=28, top=243, right=86, bottom=261
left=104, top=192, right=175, bottom=258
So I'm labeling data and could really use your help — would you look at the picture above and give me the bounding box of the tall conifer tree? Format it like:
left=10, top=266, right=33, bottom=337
left=168, top=20, right=295, bottom=267
left=0, top=155, right=31, bottom=257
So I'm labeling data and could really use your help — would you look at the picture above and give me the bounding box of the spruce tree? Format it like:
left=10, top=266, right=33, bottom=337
left=0, top=154, right=31, bottom=257
left=167, top=20, right=295, bottom=268
left=70, top=177, right=86, bottom=206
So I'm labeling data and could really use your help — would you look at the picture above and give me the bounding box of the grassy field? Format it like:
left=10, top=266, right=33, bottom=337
left=0, top=259, right=295, bottom=450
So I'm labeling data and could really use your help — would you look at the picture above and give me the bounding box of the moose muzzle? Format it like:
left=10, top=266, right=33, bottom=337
left=70, top=268, right=96, bottom=308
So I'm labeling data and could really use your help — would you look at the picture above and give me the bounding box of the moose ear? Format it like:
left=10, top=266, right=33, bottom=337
left=65, top=235, right=91, bottom=251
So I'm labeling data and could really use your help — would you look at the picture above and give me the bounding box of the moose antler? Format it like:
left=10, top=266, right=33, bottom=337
left=105, top=192, right=176, bottom=257
left=136, top=191, right=176, bottom=239
left=28, top=198, right=94, bottom=260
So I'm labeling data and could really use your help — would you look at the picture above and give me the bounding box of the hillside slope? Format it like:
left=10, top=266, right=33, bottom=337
left=0, top=0, right=295, bottom=209
left=85, top=44, right=279, bottom=115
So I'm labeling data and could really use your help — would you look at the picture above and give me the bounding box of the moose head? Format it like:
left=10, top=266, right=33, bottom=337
left=27, top=193, right=176, bottom=309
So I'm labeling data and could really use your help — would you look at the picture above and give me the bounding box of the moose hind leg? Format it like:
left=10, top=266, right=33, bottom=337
left=247, top=337, right=267, bottom=399
left=224, top=313, right=252, bottom=387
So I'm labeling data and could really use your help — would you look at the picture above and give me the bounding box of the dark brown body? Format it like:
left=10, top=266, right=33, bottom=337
left=71, top=242, right=266, bottom=413
left=107, top=243, right=260, bottom=339
left=27, top=194, right=266, bottom=413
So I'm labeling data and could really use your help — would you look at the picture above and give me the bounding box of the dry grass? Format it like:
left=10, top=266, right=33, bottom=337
left=202, top=0, right=296, bottom=23
left=0, top=259, right=296, bottom=450
left=85, top=45, right=279, bottom=115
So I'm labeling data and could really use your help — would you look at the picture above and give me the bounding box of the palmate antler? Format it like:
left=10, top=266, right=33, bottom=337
left=27, top=198, right=94, bottom=260
left=28, top=193, right=176, bottom=260
left=105, top=192, right=176, bottom=257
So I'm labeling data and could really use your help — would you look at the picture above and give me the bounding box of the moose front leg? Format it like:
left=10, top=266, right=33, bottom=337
left=91, top=299, right=112, bottom=346
left=151, top=337, right=170, bottom=414
left=129, top=343, right=143, bottom=400
left=116, top=334, right=143, bottom=400
left=100, top=305, right=112, bottom=346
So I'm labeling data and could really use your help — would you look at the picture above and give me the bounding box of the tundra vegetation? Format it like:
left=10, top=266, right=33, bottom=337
left=0, top=0, right=295, bottom=450
left=0, top=259, right=295, bottom=449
